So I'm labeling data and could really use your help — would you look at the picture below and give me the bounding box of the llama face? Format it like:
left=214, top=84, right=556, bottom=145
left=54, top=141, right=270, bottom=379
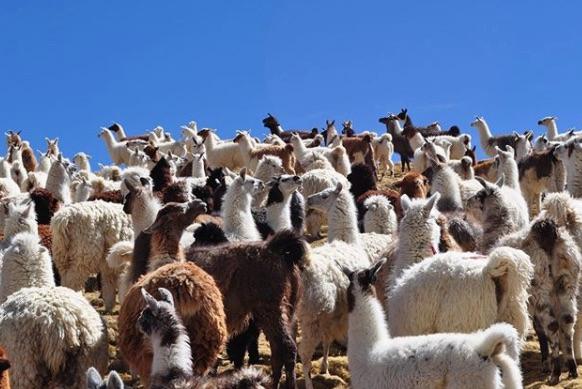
left=467, top=177, right=504, bottom=215
left=237, top=171, right=265, bottom=196
left=537, top=116, right=556, bottom=126
left=470, top=116, right=485, bottom=128
left=306, top=183, right=343, bottom=212
left=275, top=175, right=302, bottom=196
left=262, top=114, right=280, bottom=129
left=123, top=177, right=153, bottom=215
left=399, top=193, right=441, bottom=249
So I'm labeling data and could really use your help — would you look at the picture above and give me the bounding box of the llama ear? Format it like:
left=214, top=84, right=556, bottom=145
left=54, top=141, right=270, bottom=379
left=365, top=258, right=386, bottom=285
left=139, top=177, right=150, bottom=187
left=475, top=176, right=488, bottom=188
left=240, top=168, right=247, bottom=180
left=86, top=367, right=104, bottom=389
left=400, top=194, right=412, bottom=213
left=424, top=192, right=440, bottom=213
left=334, top=182, right=343, bottom=194
left=141, top=288, right=159, bottom=312
left=106, top=370, right=124, bottom=389
left=157, top=288, right=175, bottom=307
left=495, top=174, right=505, bottom=188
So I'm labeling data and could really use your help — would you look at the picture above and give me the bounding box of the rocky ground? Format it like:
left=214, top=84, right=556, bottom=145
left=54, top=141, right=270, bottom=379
left=87, top=165, right=582, bottom=388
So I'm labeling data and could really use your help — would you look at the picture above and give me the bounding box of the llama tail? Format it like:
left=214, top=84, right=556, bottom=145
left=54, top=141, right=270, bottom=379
left=475, top=323, right=522, bottom=389
left=267, top=230, right=310, bottom=269
left=230, top=367, right=272, bottom=388
left=106, top=240, right=134, bottom=269
left=484, top=246, right=534, bottom=342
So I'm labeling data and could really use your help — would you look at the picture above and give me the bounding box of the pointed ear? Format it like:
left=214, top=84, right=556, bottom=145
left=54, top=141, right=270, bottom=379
left=424, top=192, right=440, bottom=213
left=475, top=176, right=488, bottom=188
left=124, top=179, right=136, bottom=193
left=494, top=145, right=502, bottom=155
left=141, top=288, right=159, bottom=312
left=505, top=145, right=514, bottom=155
left=336, top=259, right=354, bottom=280
left=239, top=168, right=247, bottom=180
left=400, top=194, right=412, bottom=213
left=472, top=145, right=476, bottom=152
left=157, top=288, right=175, bottom=307
left=334, top=182, right=343, bottom=194
left=107, top=370, right=124, bottom=389
left=139, top=177, right=150, bottom=187
left=86, top=367, right=103, bottom=389
left=495, top=174, right=505, bottom=188
left=512, top=131, right=519, bottom=137
left=366, top=259, right=386, bottom=284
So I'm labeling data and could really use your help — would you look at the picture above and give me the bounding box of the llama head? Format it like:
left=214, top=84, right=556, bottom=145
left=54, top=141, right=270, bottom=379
left=467, top=176, right=505, bottom=216
left=470, top=116, right=485, bottom=128
left=344, top=259, right=385, bottom=312
left=427, top=121, right=442, bottom=132
left=45, top=137, right=59, bottom=153
left=5, top=130, right=22, bottom=147
left=123, top=177, right=154, bottom=215
left=325, top=119, right=336, bottom=130
left=262, top=113, right=280, bottom=129
left=108, top=123, right=123, bottom=133
left=512, top=131, right=533, bottom=159
left=73, top=152, right=91, bottom=166
left=533, top=135, right=550, bottom=151
left=495, top=145, right=515, bottom=162
left=306, top=182, right=344, bottom=213
left=537, top=116, right=557, bottom=126
left=378, top=113, right=399, bottom=125
left=4, top=201, right=37, bottom=236
left=394, top=172, right=429, bottom=199
left=396, top=108, right=408, bottom=122
left=399, top=193, right=441, bottom=250
left=143, top=199, right=207, bottom=235
left=364, top=195, right=394, bottom=214
left=553, top=137, right=582, bottom=161
left=138, top=287, right=178, bottom=335
left=235, top=168, right=265, bottom=196
left=86, top=367, right=124, bottom=389
left=267, top=175, right=302, bottom=200
left=289, top=133, right=303, bottom=147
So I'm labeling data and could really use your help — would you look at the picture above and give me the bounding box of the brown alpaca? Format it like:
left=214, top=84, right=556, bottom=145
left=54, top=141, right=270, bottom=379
left=5, top=130, right=21, bottom=148
left=233, top=132, right=296, bottom=174
left=21, top=144, right=37, bottom=172
left=394, top=172, right=429, bottom=199
left=87, top=190, right=124, bottom=203
left=30, top=188, right=60, bottom=225
left=0, top=347, right=10, bottom=389
left=474, top=157, right=497, bottom=181
left=334, top=134, right=374, bottom=163
left=118, top=262, right=227, bottom=387
left=187, top=230, right=308, bottom=389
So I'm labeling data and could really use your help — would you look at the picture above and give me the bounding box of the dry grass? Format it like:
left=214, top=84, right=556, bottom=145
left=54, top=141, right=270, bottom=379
left=85, top=164, right=582, bottom=388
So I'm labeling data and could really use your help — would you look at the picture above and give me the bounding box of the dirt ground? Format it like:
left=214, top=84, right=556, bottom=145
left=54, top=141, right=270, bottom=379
left=88, top=165, right=582, bottom=388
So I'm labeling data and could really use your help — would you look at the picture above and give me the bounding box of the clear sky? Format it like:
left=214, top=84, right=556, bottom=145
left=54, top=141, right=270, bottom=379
left=1, top=1, right=581, bottom=164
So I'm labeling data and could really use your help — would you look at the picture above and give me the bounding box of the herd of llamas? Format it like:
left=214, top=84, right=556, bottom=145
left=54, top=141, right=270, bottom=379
left=0, top=111, right=581, bottom=388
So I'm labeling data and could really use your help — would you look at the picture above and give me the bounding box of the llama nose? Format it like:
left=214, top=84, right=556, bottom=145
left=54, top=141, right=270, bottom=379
left=293, top=176, right=300, bottom=181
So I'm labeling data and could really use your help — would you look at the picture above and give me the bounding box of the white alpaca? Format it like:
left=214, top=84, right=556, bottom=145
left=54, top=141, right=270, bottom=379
left=0, top=286, right=108, bottom=388
left=0, top=232, right=54, bottom=304
left=429, top=134, right=472, bottom=160
left=388, top=246, right=533, bottom=346
left=0, top=177, right=21, bottom=198
left=290, top=134, right=350, bottom=176
left=200, top=130, right=245, bottom=170
left=302, top=152, right=334, bottom=171
left=96, top=163, right=122, bottom=181
left=347, top=262, right=523, bottom=389
left=471, top=116, right=497, bottom=157
left=298, top=239, right=369, bottom=389
left=20, top=171, right=48, bottom=192
left=73, top=152, right=92, bottom=172
left=222, top=169, right=264, bottom=241
left=98, top=127, right=131, bottom=165
left=35, top=150, right=53, bottom=173
left=306, top=183, right=392, bottom=261
left=45, top=154, right=71, bottom=204
left=538, top=116, right=578, bottom=142
left=10, top=160, right=26, bottom=188
left=51, top=200, right=133, bottom=312
left=264, top=175, right=302, bottom=232
left=190, top=152, right=206, bottom=179
left=494, top=145, right=520, bottom=191
left=363, top=195, right=397, bottom=236
left=372, top=134, right=394, bottom=176
left=254, top=155, right=285, bottom=182
left=3, top=201, right=38, bottom=245
left=71, top=177, right=94, bottom=202
left=412, top=140, right=449, bottom=172
left=470, top=117, right=532, bottom=160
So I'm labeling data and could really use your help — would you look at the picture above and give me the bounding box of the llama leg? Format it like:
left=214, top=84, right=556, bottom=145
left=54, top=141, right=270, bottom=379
left=247, top=320, right=261, bottom=365
left=226, top=331, right=249, bottom=369
left=557, top=292, right=578, bottom=378
left=533, top=316, right=550, bottom=372
left=537, top=306, right=563, bottom=384
left=574, top=316, right=582, bottom=363
left=298, top=326, right=319, bottom=389
left=101, top=270, right=118, bottom=313
left=388, top=159, right=395, bottom=176
left=320, top=339, right=331, bottom=374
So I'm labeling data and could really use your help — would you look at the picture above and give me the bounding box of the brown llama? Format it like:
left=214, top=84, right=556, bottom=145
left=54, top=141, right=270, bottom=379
left=474, top=157, right=497, bottom=181
left=262, top=113, right=318, bottom=142
left=107, top=123, right=150, bottom=142
left=21, top=143, right=37, bottom=172
left=187, top=230, right=309, bottom=389
left=378, top=114, right=414, bottom=171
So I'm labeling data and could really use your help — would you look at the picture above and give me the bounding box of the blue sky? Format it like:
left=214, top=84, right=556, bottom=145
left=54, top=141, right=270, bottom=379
left=1, top=1, right=581, bottom=164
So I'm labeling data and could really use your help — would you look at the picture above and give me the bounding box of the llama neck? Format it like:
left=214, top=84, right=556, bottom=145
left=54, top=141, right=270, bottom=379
left=4, top=219, right=38, bottom=240
left=348, top=293, right=390, bottom=357
left=408, top=133, right=424, bottom=150
left=396, top=226, right=437, bottom=273
left=545, top=119, right=559, bottom=141
left=191, top=161, right=206, bottom=179
left=102, top=130, right=117, bottom=150
left=203, top=135, right=216, bottom=152
left=116, top=127, right=128, bottom=141
left=266, top=193, right=293, bottom=232
left=133, top=198, right=162, bottom=236
left=500, top=160, right=520, bottom=190
left=46, top=167, right=71, bottom=204
left=476, top=121, right=493, bottom=148
left=293, top=139, right=308, bottom=158
left=326, top=127, right=337, bottom=144
left=148, top=240, right=184, bottom=273
left=223, top=186, right=260, bottom=240
left=238, top=137, right=254, bottom=154
left=327, top=193, right=360, bottom=245
left=79, top=159, right=91, bottom=172
left=150, top=322, right=193, bottom=385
